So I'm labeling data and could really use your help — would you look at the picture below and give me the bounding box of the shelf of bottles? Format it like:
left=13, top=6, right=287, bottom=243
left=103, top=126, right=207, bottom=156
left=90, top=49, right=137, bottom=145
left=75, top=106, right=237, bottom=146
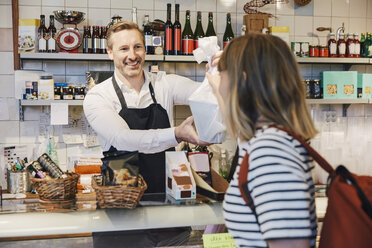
left=19, top=53, right=164, bottom=61
left=296, top=57, right=371, bottom=64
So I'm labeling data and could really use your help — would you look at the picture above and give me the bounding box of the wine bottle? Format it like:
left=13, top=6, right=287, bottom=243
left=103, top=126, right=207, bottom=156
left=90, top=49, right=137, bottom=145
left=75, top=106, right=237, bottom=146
left=173, top=4, right=182, bottom=55
left=38, top=15, right=48, bottom=53
left=182, top=10, right=194, bottom=55
left=47, top=15, right=56, bottom=53
left=223, top=12, right=234, bottom=49
left=165, top=3, right=173, bottom=55
left=193, top=11, right=205, bottom=49
left=92, top=26, right=100, bottom=54
left=83, top=25, right=92, bottom=53
left=100, top=26, right=107, bottom=54
left=143, top=15, right=154, bottom=55
left=206, top=12, right=216, bottom=37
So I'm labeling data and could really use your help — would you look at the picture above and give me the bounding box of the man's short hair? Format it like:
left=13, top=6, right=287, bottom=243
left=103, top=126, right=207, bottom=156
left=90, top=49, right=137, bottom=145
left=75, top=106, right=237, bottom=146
left=106, top=21, right=145, bottom=49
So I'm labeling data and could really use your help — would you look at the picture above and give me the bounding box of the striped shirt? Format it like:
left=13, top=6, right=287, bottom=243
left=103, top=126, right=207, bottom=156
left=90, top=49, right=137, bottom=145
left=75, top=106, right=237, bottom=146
left=223, top=127, right=317, bottom=248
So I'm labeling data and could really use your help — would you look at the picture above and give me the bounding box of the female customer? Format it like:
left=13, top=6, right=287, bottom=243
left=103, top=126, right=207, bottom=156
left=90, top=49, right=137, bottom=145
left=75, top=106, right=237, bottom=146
left=207, top=34, right=318, bottom=248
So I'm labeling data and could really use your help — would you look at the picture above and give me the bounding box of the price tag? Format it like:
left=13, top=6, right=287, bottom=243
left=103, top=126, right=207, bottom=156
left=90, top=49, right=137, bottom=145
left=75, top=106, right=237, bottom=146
left=203, top=233, right=236, bottom=248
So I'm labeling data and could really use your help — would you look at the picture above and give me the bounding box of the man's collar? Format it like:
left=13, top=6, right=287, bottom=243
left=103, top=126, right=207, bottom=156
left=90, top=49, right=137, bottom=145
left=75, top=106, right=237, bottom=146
left=114, top=70, right=149, bottom=93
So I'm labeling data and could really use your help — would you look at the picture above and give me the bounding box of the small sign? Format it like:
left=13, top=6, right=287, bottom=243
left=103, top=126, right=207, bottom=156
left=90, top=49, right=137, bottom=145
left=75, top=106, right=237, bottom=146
left=203, top=233, right=236, bottom=248
left=51, top=102, right=68, bottom=125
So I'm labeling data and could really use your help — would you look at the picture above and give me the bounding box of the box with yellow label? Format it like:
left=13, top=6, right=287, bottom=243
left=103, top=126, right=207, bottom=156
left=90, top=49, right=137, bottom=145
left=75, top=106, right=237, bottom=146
left=322, top=71, right=358, bottom=99
left=18, top=19, right=40, bottom=53
left=269, top=26, right=289, bottom=44
left=358, top=74, right=372, bottom=98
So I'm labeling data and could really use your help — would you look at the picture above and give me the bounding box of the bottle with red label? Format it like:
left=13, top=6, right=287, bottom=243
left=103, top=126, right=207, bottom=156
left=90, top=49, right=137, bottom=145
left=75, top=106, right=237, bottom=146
left=165, top=3, right=173, bottom=55
left=182, top=10, right=194, bottom=55
left=354, top=33, right=360, bottom=58
left=337, top=32, right=346, bottom=57
left=346, top=33, right=355, bottom=58
left=173, top=4, right=181, bottom=55
left=193, top=11, right=205, bottom=49
left=223, top=13, right=234, bottom=48
left=328, top=32, right=337, bottom=57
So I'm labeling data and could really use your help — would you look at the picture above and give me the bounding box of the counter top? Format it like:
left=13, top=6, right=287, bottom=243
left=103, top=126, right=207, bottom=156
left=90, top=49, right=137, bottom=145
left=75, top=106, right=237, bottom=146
left=0, top=199, right=223, bottom=238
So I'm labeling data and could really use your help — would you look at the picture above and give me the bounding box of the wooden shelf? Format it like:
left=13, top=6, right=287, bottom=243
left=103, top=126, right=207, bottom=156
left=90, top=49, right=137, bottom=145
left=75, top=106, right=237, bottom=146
left=20, top=100, right=84, bottom=106
left=19, top=53, right=164, bottom=61
left=296, top=57, right=370, bottom=64
left=306, top=99, right=370, bottom=104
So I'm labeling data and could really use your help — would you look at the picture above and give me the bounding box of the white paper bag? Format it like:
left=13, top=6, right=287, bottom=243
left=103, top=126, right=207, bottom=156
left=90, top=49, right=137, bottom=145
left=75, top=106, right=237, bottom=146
left=188, top=37, right=226, bottom=143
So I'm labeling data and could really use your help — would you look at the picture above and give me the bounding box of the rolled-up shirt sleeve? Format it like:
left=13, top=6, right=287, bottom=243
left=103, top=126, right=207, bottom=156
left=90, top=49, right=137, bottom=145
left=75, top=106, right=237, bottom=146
left=83, top=89, right=179, bottom=154
left=165, top=74, right=200, bottom=105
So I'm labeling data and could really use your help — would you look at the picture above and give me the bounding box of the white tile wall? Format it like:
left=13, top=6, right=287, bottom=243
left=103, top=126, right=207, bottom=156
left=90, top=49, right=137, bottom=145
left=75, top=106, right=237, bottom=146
left=66, top=0, right=88, bottom=8
left=19, top=5, right=42, bottom=19
left=88, top=0, right=108, bottom=8
left=88, top=8, right=111, bottom=26
left=134, top=0, right=155, bottom=11
left=0, top=75, right=14, bottom=97
left=19, top=0, right=41, bottom=6
left=0, top=52, right=14, bottom=74
left=0, top=121, right=19, bottom=143
left=314, top=0, right=331, bottom=17
left=0, top=0, right=11, bottom=4
left=0, top=5, right=12, bottom=28
left=350, top=0, right=367, bottom=18
left=217, top=0, right=236, bottom=13
left=331, top=0, right=349, bottom=17
left=42, top=0, right=64, bottom=7
left=197, top=0, right=217, bottom=12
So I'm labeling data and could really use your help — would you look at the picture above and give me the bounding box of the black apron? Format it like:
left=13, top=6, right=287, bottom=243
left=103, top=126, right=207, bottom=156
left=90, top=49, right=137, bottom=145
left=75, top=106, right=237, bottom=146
left=103, top=75, right=174, bottom=193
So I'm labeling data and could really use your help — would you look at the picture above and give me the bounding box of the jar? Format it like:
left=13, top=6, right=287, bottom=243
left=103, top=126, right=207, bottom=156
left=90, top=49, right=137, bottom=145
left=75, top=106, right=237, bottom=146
left=62, top=86, right=73, bottom=100
left=313, top=79, right=321, bottom=99
left=74, top=86, right=86, bottom=100
left=328, top=33, right=337, bottom=57
left=320, top=46, right=329, bottom=57
left=337, top=33, right=346, bottom=57
left=54, top=86, right=62, bottom=100
left=305, top=79, right=312, bottom=99
left=309, top=45, right=319, bottom=57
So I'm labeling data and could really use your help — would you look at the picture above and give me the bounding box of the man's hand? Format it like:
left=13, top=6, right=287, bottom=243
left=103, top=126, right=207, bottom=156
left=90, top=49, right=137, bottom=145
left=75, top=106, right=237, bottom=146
left=175, top=116, right=210, bottom=146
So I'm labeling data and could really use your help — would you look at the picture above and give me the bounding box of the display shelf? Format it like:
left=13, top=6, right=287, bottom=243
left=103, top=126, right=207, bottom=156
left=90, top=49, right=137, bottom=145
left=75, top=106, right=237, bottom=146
left=296, top=57, right=370, bottom=64
left=19, top=53, right=164, bottom=61
left=306, top=99, right=370, bottom=104
left=20, top=99, right=84, bottom=106
left=164, top=55, right=198, bottom=62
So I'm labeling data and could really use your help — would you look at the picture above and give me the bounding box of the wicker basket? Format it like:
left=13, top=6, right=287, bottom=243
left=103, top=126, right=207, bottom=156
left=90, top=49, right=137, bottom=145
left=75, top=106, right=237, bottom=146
left=31, top=172, right=79, bottom=202
left=92, top=175, right=147, bottom=209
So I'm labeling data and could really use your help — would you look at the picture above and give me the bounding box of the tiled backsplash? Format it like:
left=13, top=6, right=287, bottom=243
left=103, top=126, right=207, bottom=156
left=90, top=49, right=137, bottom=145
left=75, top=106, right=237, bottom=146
left=0, top=0, right=372, bottom=187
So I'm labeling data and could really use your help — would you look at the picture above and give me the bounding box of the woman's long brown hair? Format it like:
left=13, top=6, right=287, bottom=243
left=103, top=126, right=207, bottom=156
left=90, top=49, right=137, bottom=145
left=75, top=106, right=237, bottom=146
left=218, top=33, right=317, bottom=141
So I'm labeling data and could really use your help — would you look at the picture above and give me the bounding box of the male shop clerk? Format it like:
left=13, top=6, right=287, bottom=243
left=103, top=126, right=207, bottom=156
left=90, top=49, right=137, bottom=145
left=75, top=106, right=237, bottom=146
left=83, top=21, right=204, bottom=193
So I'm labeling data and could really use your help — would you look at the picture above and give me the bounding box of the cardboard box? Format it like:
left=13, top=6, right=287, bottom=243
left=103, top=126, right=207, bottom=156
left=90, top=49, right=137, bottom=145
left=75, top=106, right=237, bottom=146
left=322, top=71, right=358, bottom=99
left=166, top=151, right=196, bottom=200
left=191, top=168, right=229, bottom=201
left=358, top=74, right=372, bottom=98
left=243, top=14, right=269, bottom=34
left=269, top=26, right=290, bottom=44
left=18, top=19, right=39, bottom=53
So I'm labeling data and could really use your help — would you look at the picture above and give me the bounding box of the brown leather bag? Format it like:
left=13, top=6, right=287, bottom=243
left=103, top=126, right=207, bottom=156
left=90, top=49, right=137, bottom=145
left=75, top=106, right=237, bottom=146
left=238, top=126, right=372, bottom=248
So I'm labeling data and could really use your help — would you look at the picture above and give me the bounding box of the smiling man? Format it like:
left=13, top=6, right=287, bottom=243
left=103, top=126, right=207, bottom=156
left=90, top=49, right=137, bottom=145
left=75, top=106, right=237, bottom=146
left=83, top=21, right=202, bottom=193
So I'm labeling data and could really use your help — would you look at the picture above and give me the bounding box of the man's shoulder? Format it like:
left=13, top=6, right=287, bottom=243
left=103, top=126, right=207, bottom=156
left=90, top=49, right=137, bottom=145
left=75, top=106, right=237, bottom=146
left=88, top=76, right=113, bottom=94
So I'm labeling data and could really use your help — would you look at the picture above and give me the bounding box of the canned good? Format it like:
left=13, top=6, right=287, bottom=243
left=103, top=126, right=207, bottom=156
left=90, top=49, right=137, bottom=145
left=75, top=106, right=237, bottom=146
left=73, top=86, right=86, bottom=100
left=309, top=45, right=319, bottom=57
left=320, top=46, right=329, bottom=57
left=301, top=42, right=309, bottom=57
left=313, top=79, right=321, bottom=99
left=291, top=42, right=301, bottom=57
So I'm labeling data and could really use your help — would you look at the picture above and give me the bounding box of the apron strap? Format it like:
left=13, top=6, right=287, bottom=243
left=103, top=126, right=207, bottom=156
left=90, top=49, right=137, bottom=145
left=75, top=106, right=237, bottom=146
left=112, top=74, right=158, bottom=109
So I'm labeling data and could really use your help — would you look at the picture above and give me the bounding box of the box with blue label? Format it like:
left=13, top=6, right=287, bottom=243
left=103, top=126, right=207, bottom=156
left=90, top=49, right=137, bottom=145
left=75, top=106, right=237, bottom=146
left=322, top=71, right=357, bottom=99
left=357, top=74, right=372, bottom=99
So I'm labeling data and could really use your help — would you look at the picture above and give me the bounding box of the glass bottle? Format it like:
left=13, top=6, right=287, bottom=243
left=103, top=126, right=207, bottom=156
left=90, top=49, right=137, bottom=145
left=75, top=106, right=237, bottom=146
left=38, top=15, right=48, bottom=53
left=206, top=12, right=216, bottom=37
left=182, top=10, right=194, bottom=55
left=354, top=33, right=360, bottom=58
left=360, top=33, right=365, bottom=57
left=365, top=33, right=372, bottom=58
left=223, top=13, right=234, bottom=49
left=83, top=25, right=92, bottom=53
left=100, top=26, right=107, bottom=54
left=173, top=4, right=182, bottom=55
left=47, top=15, right=56, bottom=53
left=337, top=32, right=346, bottom=57
left=219, top=149, right=229, bottom=180
left=132, top=7, right=137, bottom=24
left=165, top=3, right=173, bottom=55
left=143, top=15, right=154, bottom=55
left=92, top=26, right=100, bottom=54
left=193, top=11, right=205, bottom=49
left=328, top=32, right=337, bottom=57
left=346, top=33, right=355, bottom=58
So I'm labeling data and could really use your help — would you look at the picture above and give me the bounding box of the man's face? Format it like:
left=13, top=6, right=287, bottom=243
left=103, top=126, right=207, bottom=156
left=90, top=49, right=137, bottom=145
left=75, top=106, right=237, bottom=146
left=107, top=29, right=145, bottom=79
